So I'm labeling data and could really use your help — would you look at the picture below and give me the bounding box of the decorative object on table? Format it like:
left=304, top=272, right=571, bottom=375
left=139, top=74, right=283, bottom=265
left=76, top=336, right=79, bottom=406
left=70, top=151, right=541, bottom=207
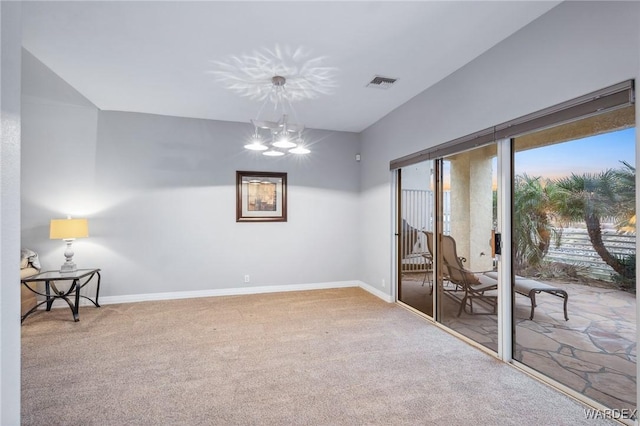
left=236, top=171, right=287, bottom=222
left=20, top=248, right=41, bottom=317
left=49, top=217, right=89, bottom=272
left=211, top=45, right=338, bottom=157
left=21, top=248, right=41, bottom=271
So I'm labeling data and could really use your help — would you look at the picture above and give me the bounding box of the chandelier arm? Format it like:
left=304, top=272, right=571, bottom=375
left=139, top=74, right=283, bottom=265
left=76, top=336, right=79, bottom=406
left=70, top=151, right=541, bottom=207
left=253, top=94, right=272, bottom=126
left=251, top=119, right=280, bottom=130
left=282, top=90, right=304, bottom=132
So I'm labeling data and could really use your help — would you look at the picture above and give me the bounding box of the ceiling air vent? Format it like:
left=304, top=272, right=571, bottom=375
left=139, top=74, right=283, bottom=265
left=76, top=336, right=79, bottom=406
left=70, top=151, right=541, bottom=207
left=366, top=75, right=397, bottom=90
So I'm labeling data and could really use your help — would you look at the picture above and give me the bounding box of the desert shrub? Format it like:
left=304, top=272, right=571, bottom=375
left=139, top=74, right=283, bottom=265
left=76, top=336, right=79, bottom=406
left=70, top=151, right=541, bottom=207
left=517, top=261, right=587, bottom=281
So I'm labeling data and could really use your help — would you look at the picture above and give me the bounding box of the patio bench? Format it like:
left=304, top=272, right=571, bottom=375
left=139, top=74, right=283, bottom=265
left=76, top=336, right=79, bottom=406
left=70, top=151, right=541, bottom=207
left=484, top=272, right=569, bottom=321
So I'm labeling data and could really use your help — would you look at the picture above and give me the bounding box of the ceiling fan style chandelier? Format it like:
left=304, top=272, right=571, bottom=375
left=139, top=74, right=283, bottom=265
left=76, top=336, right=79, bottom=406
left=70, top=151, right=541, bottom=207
left=211, top=45, right=338, bottom=157
left=244, top=76, right=310, bottom=156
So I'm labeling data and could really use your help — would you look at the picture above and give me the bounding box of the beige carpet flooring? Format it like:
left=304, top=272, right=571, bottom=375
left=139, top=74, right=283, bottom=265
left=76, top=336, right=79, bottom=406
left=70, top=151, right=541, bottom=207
left=21, top=287, right=616, bottom=425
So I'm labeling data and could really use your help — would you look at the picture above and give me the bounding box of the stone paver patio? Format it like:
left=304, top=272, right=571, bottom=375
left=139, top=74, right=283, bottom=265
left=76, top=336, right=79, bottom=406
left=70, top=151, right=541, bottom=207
left=399, top=273, right=637, bottom=413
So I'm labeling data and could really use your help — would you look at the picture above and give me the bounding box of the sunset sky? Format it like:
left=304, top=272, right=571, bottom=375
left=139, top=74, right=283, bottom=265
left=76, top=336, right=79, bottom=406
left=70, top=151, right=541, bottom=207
left=514, top=127, right=635, bottom=179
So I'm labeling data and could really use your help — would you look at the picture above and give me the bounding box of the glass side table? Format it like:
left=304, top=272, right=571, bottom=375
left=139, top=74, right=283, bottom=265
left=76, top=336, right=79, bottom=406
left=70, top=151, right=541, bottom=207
left=21, top=268, right=101, bottom=323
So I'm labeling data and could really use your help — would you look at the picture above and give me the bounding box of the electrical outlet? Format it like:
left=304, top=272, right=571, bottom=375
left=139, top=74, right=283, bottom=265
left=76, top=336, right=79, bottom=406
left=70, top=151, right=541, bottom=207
left=244, top=275, right=250, bottom=283
left=382, top=279, right=386, bottom=287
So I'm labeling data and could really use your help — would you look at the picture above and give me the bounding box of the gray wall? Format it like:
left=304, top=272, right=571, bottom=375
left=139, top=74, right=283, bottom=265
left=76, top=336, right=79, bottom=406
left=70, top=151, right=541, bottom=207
left=1, top=2, right=22, bottom=423
left=359, top=1, right=640, bottom=294
left=21, top=51, right=361, bottom=298
left=21, top=49, right=100, bottom=244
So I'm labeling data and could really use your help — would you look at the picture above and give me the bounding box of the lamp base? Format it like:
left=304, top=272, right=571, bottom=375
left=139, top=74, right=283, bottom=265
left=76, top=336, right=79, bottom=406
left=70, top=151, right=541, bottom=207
left=60, top=261, right=78, bottom=273
left=60, top=239, right=78, bottom=273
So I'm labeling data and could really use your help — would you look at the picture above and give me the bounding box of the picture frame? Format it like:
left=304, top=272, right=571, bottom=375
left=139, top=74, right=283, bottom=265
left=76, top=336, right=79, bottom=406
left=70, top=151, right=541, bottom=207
left=236, top=171, right=287, bottom=222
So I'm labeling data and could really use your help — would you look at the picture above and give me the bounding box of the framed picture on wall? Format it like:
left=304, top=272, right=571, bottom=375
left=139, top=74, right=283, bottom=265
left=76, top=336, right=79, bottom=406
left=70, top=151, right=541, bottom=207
left=236, top=171, right=287, bottom=222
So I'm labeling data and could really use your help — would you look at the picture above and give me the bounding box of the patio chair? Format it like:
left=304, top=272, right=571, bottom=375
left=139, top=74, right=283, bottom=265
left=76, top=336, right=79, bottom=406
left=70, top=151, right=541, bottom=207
left=424, top=231, right=467, bottom=292
left=441, top=234, right=497, bottom=316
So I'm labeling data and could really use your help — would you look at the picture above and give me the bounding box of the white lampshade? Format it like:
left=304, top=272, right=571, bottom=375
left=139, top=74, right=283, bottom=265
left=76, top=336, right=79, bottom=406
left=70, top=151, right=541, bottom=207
left=289, top=146, right=310, bottom=154
left=272, top=134, right=297, bottom=149
left=244, top=134, right=268, bottom=151
left=244, top=142, right=269, bottom=151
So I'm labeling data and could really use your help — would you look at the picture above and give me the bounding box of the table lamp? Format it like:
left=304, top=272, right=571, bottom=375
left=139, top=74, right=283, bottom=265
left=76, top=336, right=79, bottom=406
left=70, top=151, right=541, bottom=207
left=49, top=217, right=89, bottom=272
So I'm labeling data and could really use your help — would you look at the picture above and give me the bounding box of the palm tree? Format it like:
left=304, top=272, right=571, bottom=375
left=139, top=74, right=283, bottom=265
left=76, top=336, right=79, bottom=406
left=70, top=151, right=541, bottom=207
left=612, top=161, right=636, bottom=233
left=513, top=174, right=559, bottom=270
left=552, top=170, right=631, bottom=279
left=611, top=161, right=636, bottom=288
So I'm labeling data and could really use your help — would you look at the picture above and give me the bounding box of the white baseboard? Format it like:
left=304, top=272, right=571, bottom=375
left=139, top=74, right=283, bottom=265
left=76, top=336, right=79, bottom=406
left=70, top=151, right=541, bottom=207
left=43, top=280, right=393, bottom=309
left=356, top=280, right=394, bottom=302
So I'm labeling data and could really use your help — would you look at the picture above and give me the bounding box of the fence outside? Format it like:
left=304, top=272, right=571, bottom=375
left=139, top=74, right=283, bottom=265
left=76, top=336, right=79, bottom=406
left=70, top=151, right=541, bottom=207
left=546, top=225, right=636, bottom=281
left=401, top=189, right=447, bottom=272
left=401, top=189, right=450, bottom=234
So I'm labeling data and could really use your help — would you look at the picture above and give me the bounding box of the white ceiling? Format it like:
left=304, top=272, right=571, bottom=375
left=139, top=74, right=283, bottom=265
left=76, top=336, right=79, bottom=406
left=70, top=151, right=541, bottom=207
left=21, top=1, right=560, bottom=133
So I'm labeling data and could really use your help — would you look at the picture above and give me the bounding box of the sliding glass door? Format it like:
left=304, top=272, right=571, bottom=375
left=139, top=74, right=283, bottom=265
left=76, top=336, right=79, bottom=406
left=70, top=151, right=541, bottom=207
left=435, top=143, right=499, bottom=352
left=396, top=142, right=501, bottom=353
left=397, top=161, right=434, bottom=318
left=512, top=107, right=636, bottom=413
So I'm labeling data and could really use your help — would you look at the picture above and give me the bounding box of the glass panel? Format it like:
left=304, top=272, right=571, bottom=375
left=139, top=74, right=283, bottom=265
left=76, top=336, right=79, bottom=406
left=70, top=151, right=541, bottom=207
left=437, top=143, right=498, bottom=353
left=398, top=161, right=434, bottom=317
left=513, top=107, right=636, bottom=414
